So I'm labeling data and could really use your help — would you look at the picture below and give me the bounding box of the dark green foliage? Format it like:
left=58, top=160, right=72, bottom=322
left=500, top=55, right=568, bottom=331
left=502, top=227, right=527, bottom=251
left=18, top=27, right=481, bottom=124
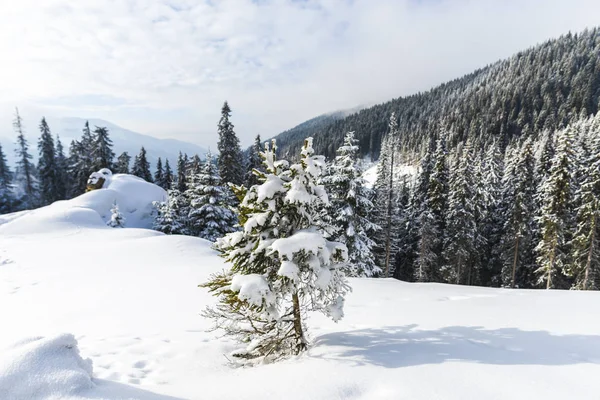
left=114, top=152, right=131, bottom=174
left=91, top=126, right=115, bottom=171
left=37, top=118, right=59, bottom=206
left=272, top=29, right=600, bottom=161
left=132, top=147, right=153, bottom=182
left=217, top=102, right=244, bottom=187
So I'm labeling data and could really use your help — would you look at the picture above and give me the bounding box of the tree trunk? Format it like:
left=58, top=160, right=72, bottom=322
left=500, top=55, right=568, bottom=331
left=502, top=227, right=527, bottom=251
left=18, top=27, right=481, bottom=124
left=511, top=236, right=520, bottom=288
left=384, top=147, right=395, bottom=278
left=546, top=243, right=556, bottom=290
left=291, top=291, right=306, bottom=354
left=583, top=215, right=596, bottom=290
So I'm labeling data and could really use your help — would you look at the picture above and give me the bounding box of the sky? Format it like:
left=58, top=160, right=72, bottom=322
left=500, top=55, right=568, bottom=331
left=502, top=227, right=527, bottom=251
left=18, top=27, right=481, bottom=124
left=0, top=0, right=599, bottom=149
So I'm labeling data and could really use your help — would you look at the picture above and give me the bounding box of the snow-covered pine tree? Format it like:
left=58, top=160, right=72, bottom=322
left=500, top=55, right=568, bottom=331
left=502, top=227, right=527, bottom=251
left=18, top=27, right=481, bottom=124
left=372, top=133, right=391, bottom=269
left=202, top=138, right=350, bottom=362
left=499, top=139, right=537, bottom=288
left=37, top=117, right=59, bottom=206
left=91, top=126, right=115, bottom=171
left=217, top=102, right=244, bottom=187
left=245, top=134, right=263, bottom=187
left=391, top=175, right=412, bottom=281
left=0, top=143, right=15, bottom=214
left=569, top=115, right=600, bottom=289
left=114, top=152, right=131, bottom=174
left=407, top=138, right=436, bottom=282
left=107, top=201, right=126, bottom=228
left=478, top=141, right=505, bottom=286
left=443, top=141, right=481, bottom=285
left=535, top=125, right=576, bottom=289
left=372, top=113, right=400, bottom=275
left=13, top=108, right=37, bottom=208
left=322, top=132, right=380, bottom=277
left=414, top=135, right=448, bottom=282
left=164, top=159, right=174, bottom=190
left=153, top=189, right=189, bottom=235
left=185, top=151, right=237, bottom=241
left=54, top=135, right=68, bottom=201
left=154, top=157, right=166, bottom=188
left=131, top=147, right=153, bottom=182
left=176, top=152, right=188, bottom=192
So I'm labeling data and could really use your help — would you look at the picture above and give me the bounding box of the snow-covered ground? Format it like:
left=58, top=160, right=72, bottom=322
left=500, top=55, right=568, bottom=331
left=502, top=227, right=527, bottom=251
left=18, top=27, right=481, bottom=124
left=1, top=176, right=600, bottom=399
left=362, top=162, right=417, bottom=188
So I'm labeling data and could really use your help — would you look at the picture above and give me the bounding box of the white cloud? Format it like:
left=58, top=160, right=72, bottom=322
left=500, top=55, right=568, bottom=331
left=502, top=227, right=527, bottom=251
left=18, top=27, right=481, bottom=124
left=0, top=0, right=598, bottom=148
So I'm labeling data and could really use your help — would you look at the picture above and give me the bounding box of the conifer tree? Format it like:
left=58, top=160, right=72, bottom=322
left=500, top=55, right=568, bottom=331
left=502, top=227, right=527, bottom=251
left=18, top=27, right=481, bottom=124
left=164, top=159, right=174, bottom=189
left=202, top=138, right=350, bottom=361
left=107, top=201, right=126, bottom=228
left=153, top=189, right=189, bottom=235
left=443, top=142, right=480, bottom=285
left=185, top=151, right=237, bottom=241
left=13, top=108, right=36, bottom=208
left=0, top=143, right=14, bottom=214
left=37, top=117, right=59, bottom=206
left=66, top=122, right=96, bottom=197
left=414, top=136, right=448, bottom=281
left=245, top=134, right=263, bottom=187
left=114, top=152, right=131, bottom=174
left=54, top=135, right=68, bottom=201
left=479, top=141, right=505, bottom=286
left=372, top=115, right=400, bottom=275
left=499, top=139, right=537, bottom=288
left=66, top=140, right=85, bottom=198
left=188, top=154, right=202, bottom=180
left=176, top=152, right=188, bottom=192
left=217, top=101, right=244, bottom=186
left=535, top=126, right=576, bottom=288
left=91, top=126, right=115, bottom=171
left=406, top=139, right=436, bottom=282
left=154, top=157, right=165, bottom=188
left=322, top=132, right=380, bottom=277
left=131, top=147, right=153, bottom=182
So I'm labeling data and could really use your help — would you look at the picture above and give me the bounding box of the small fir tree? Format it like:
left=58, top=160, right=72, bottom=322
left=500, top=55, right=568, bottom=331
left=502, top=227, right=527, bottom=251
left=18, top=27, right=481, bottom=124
left=201, top=138, right=350, bottom=362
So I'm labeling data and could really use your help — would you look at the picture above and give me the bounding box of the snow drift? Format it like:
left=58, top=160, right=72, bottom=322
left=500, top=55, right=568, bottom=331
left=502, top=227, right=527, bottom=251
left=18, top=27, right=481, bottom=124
left=0, top=173, right=166, bottom=234
left=0, top=334, right=93, bottom=400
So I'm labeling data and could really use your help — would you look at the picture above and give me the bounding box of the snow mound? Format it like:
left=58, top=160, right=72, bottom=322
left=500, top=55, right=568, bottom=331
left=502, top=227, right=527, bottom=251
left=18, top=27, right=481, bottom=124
left=0, top=174, right=166, bottom=234
left=0, top=334, right=93, bottom=400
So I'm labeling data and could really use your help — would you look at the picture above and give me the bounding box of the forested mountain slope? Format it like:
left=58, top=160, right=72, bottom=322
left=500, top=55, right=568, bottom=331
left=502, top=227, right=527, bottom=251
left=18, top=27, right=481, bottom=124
left=273, top=28, right=600, bottom=161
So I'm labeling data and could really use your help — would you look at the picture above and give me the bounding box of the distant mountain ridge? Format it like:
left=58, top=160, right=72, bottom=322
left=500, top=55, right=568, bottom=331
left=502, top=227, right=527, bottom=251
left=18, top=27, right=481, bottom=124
left=1, top=117, right=208, bottom=170
left=270, top=28, right=600, bottom=161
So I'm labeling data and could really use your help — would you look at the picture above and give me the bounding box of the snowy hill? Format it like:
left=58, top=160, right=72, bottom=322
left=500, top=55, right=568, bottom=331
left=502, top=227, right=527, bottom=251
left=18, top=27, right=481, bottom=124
left=1, top=181, right=600, bottom=399
left=0, top=117, right=208, bottom=169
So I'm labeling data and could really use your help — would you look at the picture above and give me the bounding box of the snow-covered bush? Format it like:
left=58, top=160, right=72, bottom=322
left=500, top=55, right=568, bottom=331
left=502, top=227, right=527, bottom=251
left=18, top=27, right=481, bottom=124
left=106, top=201, right=125, bottom=228
left=201, top=138, right=350, bottom=363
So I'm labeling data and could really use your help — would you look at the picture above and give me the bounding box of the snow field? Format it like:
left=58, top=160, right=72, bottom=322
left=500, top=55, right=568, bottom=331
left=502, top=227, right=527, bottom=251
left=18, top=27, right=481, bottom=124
left=1, top=173, right=599, bottom=399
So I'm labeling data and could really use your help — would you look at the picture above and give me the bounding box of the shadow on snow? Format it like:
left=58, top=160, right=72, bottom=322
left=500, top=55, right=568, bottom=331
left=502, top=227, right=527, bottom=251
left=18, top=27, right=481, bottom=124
left=312, top=324, right=600, bottom=368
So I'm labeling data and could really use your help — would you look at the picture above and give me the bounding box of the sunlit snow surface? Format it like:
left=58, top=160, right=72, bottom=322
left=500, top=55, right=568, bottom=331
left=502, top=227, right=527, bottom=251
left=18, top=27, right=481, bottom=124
left=1, top=175, right=600, bottom=399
